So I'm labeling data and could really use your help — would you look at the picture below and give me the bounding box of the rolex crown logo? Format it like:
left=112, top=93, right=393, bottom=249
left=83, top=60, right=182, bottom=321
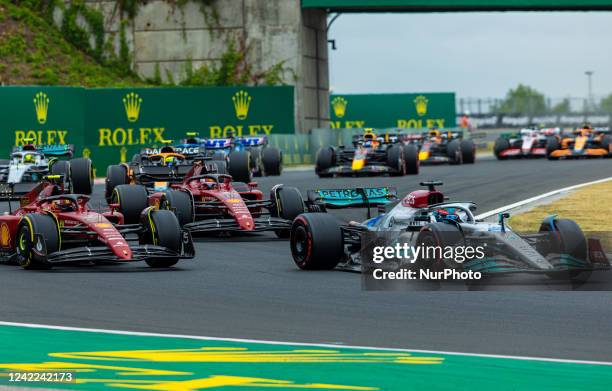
left=414, top=95, right=428, bottom=117
left=332, top=96, right=348, bottom=118
left=233, top=90, right=252, bottom=120
left=123, top=92, right=142, bottom=122
left=33, top=92, right=49, bottom=124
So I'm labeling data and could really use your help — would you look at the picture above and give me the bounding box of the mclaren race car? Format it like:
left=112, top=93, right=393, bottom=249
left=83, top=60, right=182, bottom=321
left=105, top=140, right=225, bottom=202
left=110, top=162, right=304, bottom=237
left=315, top=129, right=419, bottom=177
left=546, top=125, right=612, bottom=160
left=288, top=182, right=609, bottom=280
left=403, top=128, right=476, bottom=165
left=175, top=132, right=282, bottom=182
left=0, top=176, right=194, bottom=269
left=0, top=139, right=93, bottom=194
left=494, top=127, right=560, bottom=159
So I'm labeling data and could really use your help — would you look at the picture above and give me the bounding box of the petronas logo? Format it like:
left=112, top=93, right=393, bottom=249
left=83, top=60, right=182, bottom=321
left=332, top=96, right=348, bottom=118
left=123, top=92, right=142, bottom=122
left=414, top=95, right=428, bottom=117
left=33, top=92, right=49, bottom=124
left=233, top=90, right=252, bottom=120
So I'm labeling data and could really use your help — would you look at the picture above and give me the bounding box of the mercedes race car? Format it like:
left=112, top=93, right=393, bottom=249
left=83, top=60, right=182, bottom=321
left=105, top=141, right=225, bottom=202
left=546, top=125, right=612, bottom=160
left=0, top=176, right=194, bottom=270
left=288, top=182, right=609, bottom=280
left=0, top=140, right=93, bottom=194
left=403, top=129, right=476, bottom=165
left=175, top=132, right=282, bottom=183
left=494, top=127, right=560, bottom=159
left=110, top=162, right=304, bottom=237
left=315, top=130, right=419, bottom=177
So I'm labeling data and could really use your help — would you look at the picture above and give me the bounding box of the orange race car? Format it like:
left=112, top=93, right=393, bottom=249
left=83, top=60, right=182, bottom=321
left=546, top=125, right=612, bottom=160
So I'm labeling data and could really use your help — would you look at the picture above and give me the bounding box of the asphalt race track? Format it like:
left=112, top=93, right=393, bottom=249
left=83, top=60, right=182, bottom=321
left=1, top=157, right=612, bottom=361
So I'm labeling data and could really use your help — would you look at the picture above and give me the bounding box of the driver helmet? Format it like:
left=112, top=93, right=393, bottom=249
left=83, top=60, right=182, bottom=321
left=363, top=130, right=376, bottom=141
left=164, top=156, right=177, bottom=166
left=23, top=154, right=34, bottom=163
left=428, top=126, right=441, bottom=137
left=433, top=208, right=461, bottom=223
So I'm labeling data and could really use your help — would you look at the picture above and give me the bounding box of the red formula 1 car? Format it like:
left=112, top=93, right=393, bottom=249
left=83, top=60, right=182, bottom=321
left=0, top=176, right=194, bottom=270
left=111, top=162, right=305, bottom=237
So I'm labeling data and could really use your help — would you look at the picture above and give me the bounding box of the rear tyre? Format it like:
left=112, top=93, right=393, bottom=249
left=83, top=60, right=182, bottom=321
left=228, top=150, right=252, bottom=183
left=16, top=214, right=59, bottom=270
left=250, top=148, right=263, bottom=177
left=212, top=160, right=228, bottom=174
left=112, top=184, right=148, bottom=224
left=105, top=165, right=128, bottom=201
left=386, top=145, right=405, bottom=176
left=50, top=160, right=69, bottom=177
left=262, top=147, right=282, bottom=176
left=290, top=213, right=343, bottom=270
left=315, top=147, right=334, bottom=178
left=539, top=218, right=588, bottom=279
left=494, top=138, right=510, bottom=160
left=144, top=209, right=181, bottom=268
left=403, top=144, right=419, bottom=175
left=161, top=190, right=194, bottom=226
left=69, top=158, right=93, bottom=195
left=460, top=140, right=476, bottom=164
left=601, top=135, right=612, bottom=157
left=546, top=137, right=561, bottom=160
left=272, top=186, right=304, bottom=238
left=447, top=140, right=462, bottom=165
left=415, top=223, right=464, bottom=271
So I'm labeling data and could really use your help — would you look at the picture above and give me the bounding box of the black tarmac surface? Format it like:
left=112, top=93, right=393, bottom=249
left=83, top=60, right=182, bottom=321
left=1, top=157, right=611, bottom=361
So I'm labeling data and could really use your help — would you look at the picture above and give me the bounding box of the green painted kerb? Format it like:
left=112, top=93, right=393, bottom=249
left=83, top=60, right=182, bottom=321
left=0, top=325, right=611, bottom=390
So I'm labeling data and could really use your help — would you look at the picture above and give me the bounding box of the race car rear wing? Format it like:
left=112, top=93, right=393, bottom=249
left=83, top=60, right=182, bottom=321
left=307, top=186, right=398, bottom=218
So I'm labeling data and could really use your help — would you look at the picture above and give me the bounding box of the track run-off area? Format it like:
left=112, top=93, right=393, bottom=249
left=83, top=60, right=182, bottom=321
left=1, top=157, right=612, bottom=390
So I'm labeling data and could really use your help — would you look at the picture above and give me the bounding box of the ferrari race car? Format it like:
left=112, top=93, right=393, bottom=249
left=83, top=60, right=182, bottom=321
left=0, top=176, right=194, bottom=270
left=175, top=132, right=282, bottom=182
left=288, top=182, right=609, bottom=280
left=0, top=140, right=93, bottom=194
left=546, top=125, right=612, bottom=160
left=315, top=130, right=419, bottom=177
left=110, top=162, right=304, bottom=237
left=403, top=129, right=476, bottom=165
left=494, top=127, right=560, bottom=159
left=105, top=141, right=225, bottom=202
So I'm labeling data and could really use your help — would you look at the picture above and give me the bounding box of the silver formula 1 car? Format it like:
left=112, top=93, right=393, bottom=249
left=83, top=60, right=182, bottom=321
left=289, top=182, right=610, bottom=279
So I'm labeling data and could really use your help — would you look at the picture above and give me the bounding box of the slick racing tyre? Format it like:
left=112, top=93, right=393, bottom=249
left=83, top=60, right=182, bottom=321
left=50, top=160, right=69, bottom=179
left=212, top=159, right=228, bottom=174
left=447, top=140, right=463, bottom=165
left=315, top=147, right=334, bottom=178
left=290, top=213, right=344, bottom=270
left=415, top=223, right=465, bottom=271
left=143, top=209, right=181, bottom=268
left=386, top=145, right=406, bottom=176
left=250, top=148, right=263, bottom=177
left=161, top=190, right=194, bottom=226
left=602, top=135, right=612, bottom=156
left=112, top=184, right=148, bottom=224
left=403, top=144, right=419, bottom=175
left=539, top=218, right=588, bottom=280
left=272, top=186, right=305, bottom=238
left=460, top=140, right=476, bottom=164
left=494, top=138, right=510, bottom=160
left=261, top=147, right=282, bottom=176
left=69, top=158, right=94, bottom=195
left=105, top=165, right=128, bottom=201
left=228, top=150, right=252, bottom=183
left=17, top=214, right=59, bottom=270
left=546, top=137, right=561, bottom=160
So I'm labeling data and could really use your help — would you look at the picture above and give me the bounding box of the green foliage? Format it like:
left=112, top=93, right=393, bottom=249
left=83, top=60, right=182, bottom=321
left=496, top=84, right=548, bottom=115
left=599, top=94, right=612, bottom=113
left=60, top=0, right=105, bottom=61
left=550, top=98, right=571, bottom=114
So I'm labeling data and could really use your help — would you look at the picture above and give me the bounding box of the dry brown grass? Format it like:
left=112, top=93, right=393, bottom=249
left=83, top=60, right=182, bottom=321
left=508, top=181, right=612, bottom=232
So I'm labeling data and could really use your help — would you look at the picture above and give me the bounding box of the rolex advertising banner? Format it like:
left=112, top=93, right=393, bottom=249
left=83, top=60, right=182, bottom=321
left=0, top=86, right=294, bottom=175
left=330, top=92, right=456, bottom=129
left=0, top=86, right=85, bottom=157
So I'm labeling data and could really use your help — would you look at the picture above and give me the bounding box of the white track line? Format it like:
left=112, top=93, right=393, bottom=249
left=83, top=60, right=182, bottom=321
left=475, top=176, right=612, bottom=220
left=0, top=321, right=611, bottom=366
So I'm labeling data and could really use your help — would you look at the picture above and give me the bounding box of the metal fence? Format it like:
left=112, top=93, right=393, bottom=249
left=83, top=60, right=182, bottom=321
left=457, top=96, right=609, bottom=115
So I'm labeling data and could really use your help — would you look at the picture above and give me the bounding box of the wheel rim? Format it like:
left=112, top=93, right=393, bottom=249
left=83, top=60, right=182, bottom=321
left=292, top=225, right=309, bottom=263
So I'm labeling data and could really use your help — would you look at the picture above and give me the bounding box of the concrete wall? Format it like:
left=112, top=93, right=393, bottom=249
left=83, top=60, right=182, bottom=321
left=68, top=0, right=329, bottom=133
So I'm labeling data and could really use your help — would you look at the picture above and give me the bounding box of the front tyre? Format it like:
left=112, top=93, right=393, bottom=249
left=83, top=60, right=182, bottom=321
left=262, top=147, right=282, bottom=176
left=290, top=213, right=344, bottom=270
left=105, top=165, right=128, bottom=201
left=494, top=138, right=510, bottom=160
left=460, top=140, right=476, bottom=164
left=271, top=186, right=305, bottom=238
left=447, top=140, right=462, bottom=165
left=228, top=150, right=252, bottom=183
left=112, top=184, right=149, bottom=224
left=315, top=147, right=334, bottom=178
left=143, top=209, right=181, bottom=268
left=161, top=190, right=194, bottom=226
left=17, top=214, right=59, bottom=270
left=403, top=144, right=419, bottom=175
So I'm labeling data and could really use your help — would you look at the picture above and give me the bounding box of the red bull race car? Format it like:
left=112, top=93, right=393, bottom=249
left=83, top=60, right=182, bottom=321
left=494, top=127, right=560, bottom=159
left=0, top=176, right=194, bottom=270
left=403, top=129, right=476, bottom=165
left=110, top=162, right=305, bottom=238
left=315, top=130, right=419, bottom=177
left=546, top=125, right=612, bottom=160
